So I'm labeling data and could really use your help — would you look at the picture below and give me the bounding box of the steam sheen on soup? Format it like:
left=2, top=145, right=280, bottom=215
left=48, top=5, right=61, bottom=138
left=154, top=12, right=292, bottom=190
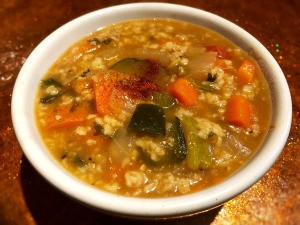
left=35, top=19, right=271, bottom=197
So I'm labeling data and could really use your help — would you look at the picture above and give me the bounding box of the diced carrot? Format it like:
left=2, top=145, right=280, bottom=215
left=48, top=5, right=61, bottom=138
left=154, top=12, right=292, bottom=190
left=224, top=95, right=252, bottom=128
left=93, top=78, right=114, bottom=116
left=45, top=104, right=90, bottom=129
left=168, top=77, right=199, bottom=107
left=206, top=45, right=232, bottom=59
left=236, top=60, right=255, bottom=84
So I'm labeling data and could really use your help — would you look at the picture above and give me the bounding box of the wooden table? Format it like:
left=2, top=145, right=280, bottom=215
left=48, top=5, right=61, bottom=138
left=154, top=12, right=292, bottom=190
left=1, top=0, right=299, bottom=224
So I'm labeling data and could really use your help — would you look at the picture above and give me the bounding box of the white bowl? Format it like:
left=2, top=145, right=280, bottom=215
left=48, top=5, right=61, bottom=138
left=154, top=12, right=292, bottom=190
left=11, top=3, right=292, bottom=218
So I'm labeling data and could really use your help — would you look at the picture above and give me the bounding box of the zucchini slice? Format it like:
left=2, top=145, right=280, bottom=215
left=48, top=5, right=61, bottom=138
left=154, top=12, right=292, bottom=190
left=152, top=91, right=176, bottom=109
left=171, top=117, right=187, bottom=160
left=128, top=103, right=165, bottom=135
left=181, top=116, right=212, bottom=169
left=110, top=58, right=151, bottom=76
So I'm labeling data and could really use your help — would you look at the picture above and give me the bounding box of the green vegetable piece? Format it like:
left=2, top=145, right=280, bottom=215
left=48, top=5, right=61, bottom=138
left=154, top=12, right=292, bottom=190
left=40, top=90, right=66, bottom=104
left=110, top=58, right=170, bottom=79
left=171, top=117, right=187, bottom=160
left=186, top=135, right=211, bottom=170
left=42, top=78, right=62, bottom=87
left=152, top=91, right=176, bottom=108
left=196, top=83, right=215, bottom=92
left=181, top=116, right=212, bottom=169
left=128, top=104, right=165, bottom=135
left=110, top=58, right=149, bottom=76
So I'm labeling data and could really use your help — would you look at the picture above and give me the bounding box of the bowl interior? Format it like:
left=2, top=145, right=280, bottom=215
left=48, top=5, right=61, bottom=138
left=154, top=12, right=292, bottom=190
left=11, top=3, right=292, bottom=217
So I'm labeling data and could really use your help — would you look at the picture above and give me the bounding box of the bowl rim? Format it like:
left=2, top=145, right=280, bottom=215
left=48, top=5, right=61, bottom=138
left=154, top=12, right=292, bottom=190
left=11, top=2, right=292, bottom=217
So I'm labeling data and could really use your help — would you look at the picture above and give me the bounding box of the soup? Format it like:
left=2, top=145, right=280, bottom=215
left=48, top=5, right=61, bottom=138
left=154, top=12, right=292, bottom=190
left=35, top=19, right=271, bottom=197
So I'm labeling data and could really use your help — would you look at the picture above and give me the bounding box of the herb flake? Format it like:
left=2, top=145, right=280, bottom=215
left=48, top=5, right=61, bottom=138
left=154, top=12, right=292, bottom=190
left=40, top=89, right=66, bottom=104
left=93, top=122, right=103, bottom=136
left=207, top=73, right=218, bottom=82
left=102, top=37, right=112, bottom=45
left=42, top=78, right=62, bottom=87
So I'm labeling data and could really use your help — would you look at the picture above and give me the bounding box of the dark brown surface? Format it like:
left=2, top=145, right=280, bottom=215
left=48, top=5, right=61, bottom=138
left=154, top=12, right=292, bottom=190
left=1, top=0, right=299, bottom=224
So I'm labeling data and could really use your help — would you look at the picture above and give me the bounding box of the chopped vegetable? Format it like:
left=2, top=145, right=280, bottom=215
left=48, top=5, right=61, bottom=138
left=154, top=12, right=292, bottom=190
left=110, top=58, right=170, bottom=84
left=186, top=51, right=217, bottom=79
left=152, top=91, right=176, bottom=108
left=131, top=48, right=172, bottom=66
left=236, top=60, right=255, bottom=84
left=128, top=103, right=165, bottom=135
left=41, top=78, right=62, bottom=87
left=93, top=78, right=114, bottom=116
left=195, top=83, right=215, bottom=92
left=110, top=58, right=150, bottom=76
left=45, top=104, right=90, bottom=129
left=40, top=89, right=67, bottom=104
left=206, top=45, right=232, bottom=59
left=171, top=117, right=187, bottom=160
left=168, top=77, right=199, bottom=107
left=225, top=95, right=252, bottom=128
left=181, top=116, right=212, bottom=169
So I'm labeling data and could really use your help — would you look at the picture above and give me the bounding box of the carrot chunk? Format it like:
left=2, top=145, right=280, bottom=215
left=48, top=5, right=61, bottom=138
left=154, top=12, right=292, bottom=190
left=93, top=78, right=114, bottom=116
left=225, top=95, right=252, bottom=128
left=168, top=77, right=199, bottom=107
left=45, top=104, right=89, bottom=129
left=236, top=60, right=255, bottom=84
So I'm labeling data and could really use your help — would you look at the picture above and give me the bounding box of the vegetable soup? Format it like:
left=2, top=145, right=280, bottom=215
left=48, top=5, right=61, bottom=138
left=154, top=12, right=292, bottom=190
left=35, top=19, right=272, bottom=197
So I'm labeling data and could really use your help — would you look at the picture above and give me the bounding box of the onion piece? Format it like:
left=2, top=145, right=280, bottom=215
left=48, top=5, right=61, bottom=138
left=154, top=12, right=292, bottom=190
left=131, top=48, right=171, bottom=66
left=187, top=51, right=217, bottom=79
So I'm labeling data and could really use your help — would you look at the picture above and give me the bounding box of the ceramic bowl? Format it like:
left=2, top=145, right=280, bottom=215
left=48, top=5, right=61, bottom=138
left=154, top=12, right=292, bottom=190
left=11, top=3, right=292, bottom=218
